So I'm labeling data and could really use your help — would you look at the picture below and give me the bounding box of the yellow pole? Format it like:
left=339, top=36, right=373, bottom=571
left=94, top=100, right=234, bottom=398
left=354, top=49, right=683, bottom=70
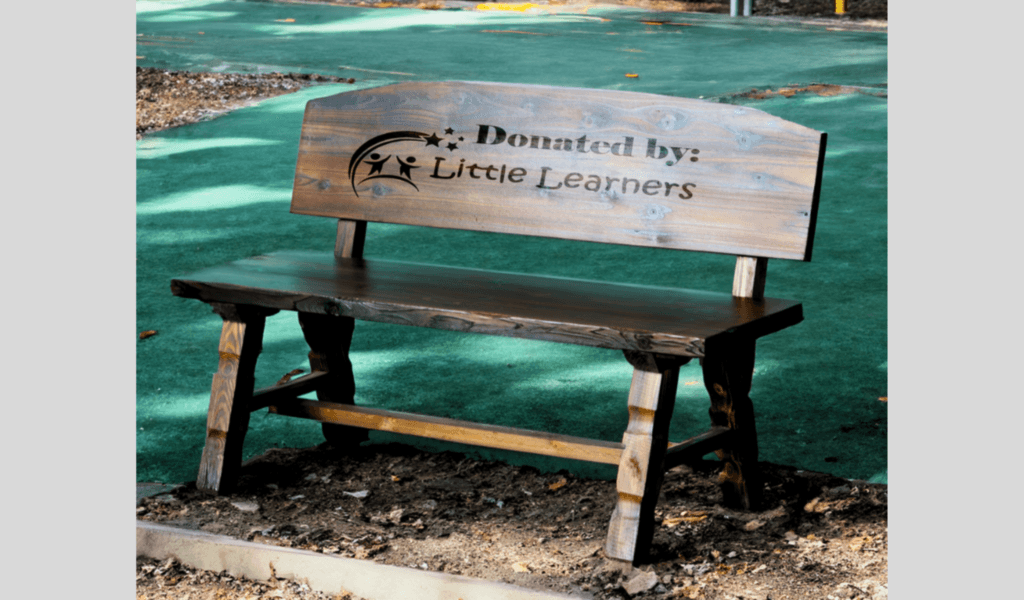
left=836, top=0, right=846, bottom=14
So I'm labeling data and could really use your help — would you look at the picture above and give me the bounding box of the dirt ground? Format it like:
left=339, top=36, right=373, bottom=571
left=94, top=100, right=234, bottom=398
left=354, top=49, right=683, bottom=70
left=135, top=69, right=355, bottom=139
left=137, top=443, right=887, bottom=600
left=136, top=2, right=886, bottom=598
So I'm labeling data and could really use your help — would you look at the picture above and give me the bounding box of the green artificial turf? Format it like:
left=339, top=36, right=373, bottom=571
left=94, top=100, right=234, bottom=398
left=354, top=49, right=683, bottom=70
left=136, top=1, right=887, bottom=486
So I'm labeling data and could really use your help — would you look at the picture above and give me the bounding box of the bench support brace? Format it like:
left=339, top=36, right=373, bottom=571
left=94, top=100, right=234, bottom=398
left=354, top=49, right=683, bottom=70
left=197, top=303, right=277, bottom=494
left=605, top=352, right=681, bottom=564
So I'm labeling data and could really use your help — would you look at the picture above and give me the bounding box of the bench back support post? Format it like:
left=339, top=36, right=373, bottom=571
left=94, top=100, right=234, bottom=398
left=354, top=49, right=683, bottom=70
left=334, top=219, right=367, bottom=260
left=733, top=256, right=768, bottom=300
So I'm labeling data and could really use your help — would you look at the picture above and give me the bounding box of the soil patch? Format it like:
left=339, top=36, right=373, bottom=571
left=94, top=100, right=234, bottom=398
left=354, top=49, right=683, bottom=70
left=732, top=83, right=886, bottom=100
left=138, top=443, right=887, bottom=599
left=135, top=67, right=355, bottom=139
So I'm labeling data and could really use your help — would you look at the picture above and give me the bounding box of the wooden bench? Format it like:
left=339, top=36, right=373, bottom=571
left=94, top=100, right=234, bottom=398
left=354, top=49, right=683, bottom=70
left=170, top=81, right=826, bottom=565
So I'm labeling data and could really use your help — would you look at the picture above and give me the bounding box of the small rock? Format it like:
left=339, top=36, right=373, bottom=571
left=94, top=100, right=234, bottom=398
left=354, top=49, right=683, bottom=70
left=512, top=561, right=531, bottom=573
left=230, top=500, right=259, bottom=512
left=343, top=490, right=369, bottom=499
left=622, top=570, right=658, bottom=595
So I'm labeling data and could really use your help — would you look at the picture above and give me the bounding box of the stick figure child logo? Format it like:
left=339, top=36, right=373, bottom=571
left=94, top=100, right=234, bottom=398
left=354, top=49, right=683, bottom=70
left=348, top=130, right=456, bottom=196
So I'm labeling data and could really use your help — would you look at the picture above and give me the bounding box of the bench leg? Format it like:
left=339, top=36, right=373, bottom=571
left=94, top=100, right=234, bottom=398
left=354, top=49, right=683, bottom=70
left=197, top=303, right=272, bottom=494
left=298, top=312, right=369, bottom=448
left=701, top=341, right=763, bottom=511
left=605, top=352, right=680, bottom=564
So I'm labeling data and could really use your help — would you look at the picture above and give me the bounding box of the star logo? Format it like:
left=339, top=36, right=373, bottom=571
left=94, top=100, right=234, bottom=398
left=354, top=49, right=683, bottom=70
left=347, top=128, right=461, bottom=196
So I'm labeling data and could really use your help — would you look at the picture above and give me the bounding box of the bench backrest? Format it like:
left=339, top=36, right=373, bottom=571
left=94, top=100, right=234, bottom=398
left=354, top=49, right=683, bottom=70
left=291, top=81, right=825, bottom=262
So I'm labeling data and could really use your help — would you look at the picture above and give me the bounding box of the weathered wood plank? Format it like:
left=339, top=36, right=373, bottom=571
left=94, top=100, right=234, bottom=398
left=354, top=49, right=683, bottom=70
left=171, top=252, right=804, bottom=358
left=249, top=371, right=328, bottom=412
left=268, top=399, right=624, bottom=465
left=292, top=82, right=825, bottom=261
left=197, top=303, right=274, bottom=494
left=605, top=354, right=679, bottom=564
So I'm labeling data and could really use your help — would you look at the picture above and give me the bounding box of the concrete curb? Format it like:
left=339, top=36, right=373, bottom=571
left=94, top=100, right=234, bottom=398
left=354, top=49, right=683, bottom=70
left=137, top=521, right=586, bottom=600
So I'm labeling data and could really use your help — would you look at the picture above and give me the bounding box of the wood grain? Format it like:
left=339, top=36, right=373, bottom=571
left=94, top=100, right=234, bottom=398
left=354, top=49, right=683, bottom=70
left=268, top=399, right=624, bottom=465
left=292, top=81, right=825, bottom=261
left=197, top=303, right=273, bottom=494
left=605, top=360, right=679, bottom=563
left=171, top=252, right=803, bottom=358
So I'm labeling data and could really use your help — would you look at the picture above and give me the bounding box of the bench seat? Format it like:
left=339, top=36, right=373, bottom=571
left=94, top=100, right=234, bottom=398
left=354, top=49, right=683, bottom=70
left=172, top=250, right=803, bottom=358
